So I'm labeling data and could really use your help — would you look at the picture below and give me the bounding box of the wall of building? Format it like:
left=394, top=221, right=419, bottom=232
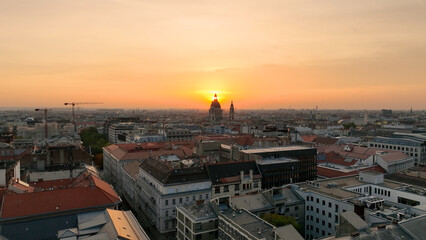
left=0, top=168, right=6, bottom=186
left=28, top=168, right=85, bottom=181
left=294, top=188, right=355, bottom=240
left=136, top=169, right=212, bottom=234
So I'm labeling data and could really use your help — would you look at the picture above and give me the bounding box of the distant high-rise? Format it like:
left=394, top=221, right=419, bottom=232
left=229, top=100, right=235, bottom=121
left=209, top=94, right=223, bottom=122
left=364, top=110, right=368, bottom=125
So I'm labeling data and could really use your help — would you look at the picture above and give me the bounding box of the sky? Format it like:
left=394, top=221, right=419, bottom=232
left=1, top=0, right=426, bottom=110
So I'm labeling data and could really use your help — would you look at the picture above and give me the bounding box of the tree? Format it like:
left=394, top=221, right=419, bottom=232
left=80, top=127, right=110, bottom=155
left=342, top=122, right=356, bottom=129
left=261, top=213, right=302, bottom=233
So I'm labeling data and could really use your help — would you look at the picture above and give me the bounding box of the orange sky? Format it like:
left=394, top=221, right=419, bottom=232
left=1, top=0, right=426, bottom=110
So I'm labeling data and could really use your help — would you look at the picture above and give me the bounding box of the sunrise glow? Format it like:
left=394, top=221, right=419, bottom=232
left=0, top=0, right=425, bottom=110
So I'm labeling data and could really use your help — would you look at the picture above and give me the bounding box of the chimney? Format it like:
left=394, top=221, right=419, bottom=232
left=240, top=171, right=244, bottom=181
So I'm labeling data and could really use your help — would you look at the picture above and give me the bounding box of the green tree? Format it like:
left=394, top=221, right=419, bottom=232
left=80, top=127, right=110, bottom=155
left=342, top=122, right=356, bottom=129
left=261, top=213, right=302, bottom=233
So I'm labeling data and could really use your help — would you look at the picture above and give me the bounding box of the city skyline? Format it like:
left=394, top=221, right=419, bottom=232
left=1, top=0, right=426, bottom=110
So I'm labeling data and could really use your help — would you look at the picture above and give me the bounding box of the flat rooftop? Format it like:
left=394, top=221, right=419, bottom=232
left=231, top=193, right=274, bottom=212
left=178, top=201, right=217, bottom=221
left=256, top=157, right=299, bottom=165
left=220, top=209, right=275, bottom=240
left=297, top=176, right=405, bottom=200
left=240, top=146, right=313, bottom=154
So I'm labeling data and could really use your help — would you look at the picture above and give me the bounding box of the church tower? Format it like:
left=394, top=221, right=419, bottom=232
left=229, top=100, right=235, bottom=121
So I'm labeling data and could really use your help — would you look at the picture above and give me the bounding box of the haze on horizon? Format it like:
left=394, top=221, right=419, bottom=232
left=1, top=0, right=425, bottom=110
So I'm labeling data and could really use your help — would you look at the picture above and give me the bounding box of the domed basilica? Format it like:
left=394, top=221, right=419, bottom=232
left=209, top=94, right=222, bottom=122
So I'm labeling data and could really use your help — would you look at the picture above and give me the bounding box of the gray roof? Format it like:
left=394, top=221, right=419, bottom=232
left=341, top=211, right=368, bottom=230
left=221, top=209, right=275, bottom=240
left=275, top=225, right=304, bottom=240
left=231, top=193, right=274, bottom=212
left=77, top=211, right=109, bottom=230
left=399, top=215, right=426, bottom=240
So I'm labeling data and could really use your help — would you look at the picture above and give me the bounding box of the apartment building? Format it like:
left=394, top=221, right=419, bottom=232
left=293, top=171, right=426, bottom=240
left=206, top=161, right=262, bottom=198
left=136, top=158, right=211, bottom=234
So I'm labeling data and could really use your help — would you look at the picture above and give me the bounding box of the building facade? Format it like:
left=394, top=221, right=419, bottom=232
left=136, top=158, right=212, bottom=234
left=369, top=132, right=426, bottom=165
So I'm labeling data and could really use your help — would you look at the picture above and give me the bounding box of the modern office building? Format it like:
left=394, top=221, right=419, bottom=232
left=240, top=146, right=317, bottom=188
left=369, top=132, right=426, bottom=165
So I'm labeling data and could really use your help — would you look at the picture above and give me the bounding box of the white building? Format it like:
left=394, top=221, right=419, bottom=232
left=369, top=132, right=426, bottom=165
left=293, top=172, right=426, bottom=240
left=136, top=158, right=212, bottom=233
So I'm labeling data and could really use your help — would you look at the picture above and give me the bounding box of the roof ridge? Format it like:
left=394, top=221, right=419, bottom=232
left=91, top=176, right=121, bottom=203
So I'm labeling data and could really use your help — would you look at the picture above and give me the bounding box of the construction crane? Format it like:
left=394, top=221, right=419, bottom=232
left=64, top=102, right=103, bottom=131
left=35, top=108, right=48, bottom=138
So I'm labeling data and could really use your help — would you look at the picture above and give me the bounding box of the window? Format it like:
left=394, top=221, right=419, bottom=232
left=316, top=198, right=319, bottom=204
left=199, top=195, right=202, bottom=200
left=322, top=200, right=325, bottom=206
left=179, top=198, right=182, bottom=203
left=215, top=187, right=220, bottom=193
left=328, top=223, right=331, bottom=228
left=224, top=185, right=229, bottom=192
left=316, top=218, right=319, bottom=223
left=335, top=215, right=338, bottom=223
left=165, top=210, right=169, bottom=217
left=335, top=205, right=339, bottom=212
left=186, top=196, right=189, bottom=202
left=322, top=220, right=325, bottom=226
left=316, top=208, right=319, bottom=213
left=295, top=206, right=299, bottom=211
left=195, top=223, right=202, bottom=231
left=322, top=210, right=325, bottom=216
left=206, top=194, right=209, bottom=199
left=328, top=202, right=332, bottom=208
left=165, top=200, right=169, bottom=206
left=235, top=184, right=240, bottom=191
left=193, top=196, right=196, bottom=201
left=172, top=199, right=176, bottom=204
left=328, top=212, right=331, bottom=218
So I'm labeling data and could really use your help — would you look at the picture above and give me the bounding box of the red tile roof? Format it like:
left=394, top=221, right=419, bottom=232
left=0, top=171, right=121, bottom=219
left=380, top=152, right=410, bottom=163
left=317, top=165, right=385, bottom=178
left=317, top=144, right=398, bottom=160
left=301, top=135, right=317, bottom=143
left=318, top=152, right=356, bottom=166
left=29, top=178, right=75, bottom=190
left=104, top=142, right=194, bottom=161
